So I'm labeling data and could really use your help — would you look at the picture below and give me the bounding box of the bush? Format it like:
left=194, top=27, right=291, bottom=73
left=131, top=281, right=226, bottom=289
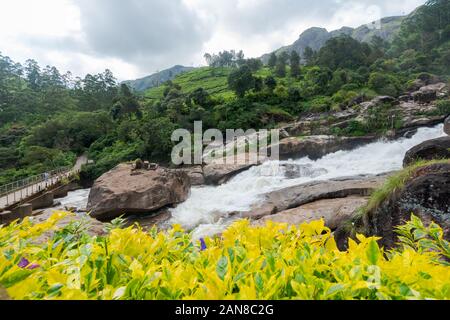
left=1, top=212, right=449, bottom=300
left=368, top=72, right=402, bottom=97
left=436, top=99, right=450, bottom=116
left=304, top=96, right=332, bottom=113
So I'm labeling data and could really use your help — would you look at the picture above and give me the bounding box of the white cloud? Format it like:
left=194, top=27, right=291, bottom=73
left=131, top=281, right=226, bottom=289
left=0, top=0, right=427, bottom=81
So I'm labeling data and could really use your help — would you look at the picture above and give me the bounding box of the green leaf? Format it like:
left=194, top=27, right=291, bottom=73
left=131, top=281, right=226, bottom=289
left=216, top=256, right=228, bottom=281
left=47, top=283, right=64, bottom=298
left=0, top=269, right=32, bottom=288
left=227, top=248, right=235, bottom=263
left=325, top=284, right=345, bottom=298
left=413, top=229, right=427, bottom=241
left=255, top=273, right=264, bottom=292
left=366, top=240, right=380, bottom=265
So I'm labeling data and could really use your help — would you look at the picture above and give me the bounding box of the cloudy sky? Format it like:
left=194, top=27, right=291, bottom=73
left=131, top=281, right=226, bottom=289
left=0, top=0, right=426, bottom=81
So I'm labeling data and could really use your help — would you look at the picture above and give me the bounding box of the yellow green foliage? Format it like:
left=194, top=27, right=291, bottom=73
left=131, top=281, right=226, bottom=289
left=0, top=212, right=449, bottom=300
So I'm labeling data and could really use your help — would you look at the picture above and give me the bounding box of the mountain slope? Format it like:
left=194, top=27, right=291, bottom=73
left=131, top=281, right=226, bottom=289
left=123, top=65, right=195, bottom=92
left=261, top=16, right=405, bottom=63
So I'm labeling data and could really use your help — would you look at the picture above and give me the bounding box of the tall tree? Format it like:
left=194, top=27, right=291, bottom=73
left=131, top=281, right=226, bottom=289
left=111, top=84, right=141, bottom=120
left=268, top=53, right=277, bottom=69
left=25, top=59, right=41, bottom=90
left=290, top=51, right=301, bottom=78
left=275, top=52, right=289, bottom=77
left=264, top=76, right=277, bottom=92
left=228, top=65, right=255, bottom=98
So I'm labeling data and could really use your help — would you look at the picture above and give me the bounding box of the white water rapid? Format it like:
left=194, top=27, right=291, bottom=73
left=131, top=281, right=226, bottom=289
left=54, top=124, right=445, bottom=239
left=169, top=124, right=446, bottom=239
left=58, top=189, right=90, bottom=211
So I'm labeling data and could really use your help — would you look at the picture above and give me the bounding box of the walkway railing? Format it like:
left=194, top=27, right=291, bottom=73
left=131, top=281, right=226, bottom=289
left=0, top=166, right=72, bottom=209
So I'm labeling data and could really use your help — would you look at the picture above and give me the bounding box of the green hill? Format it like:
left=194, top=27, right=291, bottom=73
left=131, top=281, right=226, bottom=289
left=145, top=67, right=234, bottom=100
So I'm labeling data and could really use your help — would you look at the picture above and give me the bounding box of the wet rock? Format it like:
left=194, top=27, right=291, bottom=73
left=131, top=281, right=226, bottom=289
left=403, top=137, right=450, bottom=167
left=87, top=164, right=190, bottom=220
left=203, top=162, right=256, bottom=185
left=125, top=209, right=173, bottom=230
left=363, top=162, right=450, bottom=249
left=253, top=196, right=369, bottom=230
left=239, top=173, right=391, bottom=220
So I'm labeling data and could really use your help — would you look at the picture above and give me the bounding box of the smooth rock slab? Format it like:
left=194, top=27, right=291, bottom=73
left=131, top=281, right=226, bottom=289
left=253, top=196, right=369, bottom=230
left=238, top=173, right=391, bottom=220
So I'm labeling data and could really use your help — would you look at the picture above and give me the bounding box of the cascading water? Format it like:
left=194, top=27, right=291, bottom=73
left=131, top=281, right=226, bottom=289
left=169, top=124, right=446, bottom=238
left=58, top=189, right=90, bottom=211
left=53, top=124, right=446, bottom=239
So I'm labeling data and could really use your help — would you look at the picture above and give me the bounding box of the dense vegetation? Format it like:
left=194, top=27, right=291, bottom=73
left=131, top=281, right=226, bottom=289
left=0, top=213, right=448, bottom=300
left=1, top=0, right=449, bottom=185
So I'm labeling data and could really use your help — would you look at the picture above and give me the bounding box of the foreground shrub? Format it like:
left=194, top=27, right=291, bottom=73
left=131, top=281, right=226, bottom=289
left=0, top=212, right=449, bottom=300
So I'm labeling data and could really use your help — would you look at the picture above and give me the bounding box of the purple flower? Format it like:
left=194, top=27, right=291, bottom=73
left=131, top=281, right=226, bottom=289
left=18, top=257, right=30, bottom=268
left=17, top=257, right=40, bottom=270
left=27, top=263, right=40, bottom=270
left=199, top=238, right=207, bottom=251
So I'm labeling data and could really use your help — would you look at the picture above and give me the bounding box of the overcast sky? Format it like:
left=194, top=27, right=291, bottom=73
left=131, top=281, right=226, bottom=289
left=0, top=0, right=426, bottom=81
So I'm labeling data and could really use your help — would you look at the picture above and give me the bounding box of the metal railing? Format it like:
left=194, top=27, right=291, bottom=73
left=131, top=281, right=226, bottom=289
left=0, top=166, right=72, bottom=209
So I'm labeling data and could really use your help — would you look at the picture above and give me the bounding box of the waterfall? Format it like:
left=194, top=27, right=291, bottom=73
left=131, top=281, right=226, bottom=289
left=169, top=124, right=446, bottom=238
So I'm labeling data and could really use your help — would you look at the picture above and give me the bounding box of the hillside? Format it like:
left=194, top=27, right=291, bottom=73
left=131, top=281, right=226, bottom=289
left=261, top=16, right=405, bottom=63
left=145, top=67, right=234, bottom=100
left=145, top=66, right=311, bottom=101
left=123, top=65, right=194, bottom=92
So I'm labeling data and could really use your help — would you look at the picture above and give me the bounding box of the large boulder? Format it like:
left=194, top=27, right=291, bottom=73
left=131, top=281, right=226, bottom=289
left=403, top=136, right=450, bottom=167
left=237, top=173, right=390, bottom=220
left=253, top=196, right=369, bottom=230
left=363, top=162, right=450, bottom=249
left=411, top=83, right=447, bottom=104
left=412, top=89, right=437, bottom=104
left=445, top=116, right=450, bottom=136
left=87, top=164, right=191, bottom=220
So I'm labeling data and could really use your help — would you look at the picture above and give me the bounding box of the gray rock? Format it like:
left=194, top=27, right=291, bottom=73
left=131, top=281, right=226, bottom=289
left=363, top=162, right=450, bottom=249
left=253, top=196, right=369, bottom=230
left=237, top=173, right=391, bottom=220
left=203, top=162, right=255, bottom=185
left=87, top=164, right=191, bottom=220
left=403, top=137, right=450, bottom=167
left=180, top=166, right=205, bottom=186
